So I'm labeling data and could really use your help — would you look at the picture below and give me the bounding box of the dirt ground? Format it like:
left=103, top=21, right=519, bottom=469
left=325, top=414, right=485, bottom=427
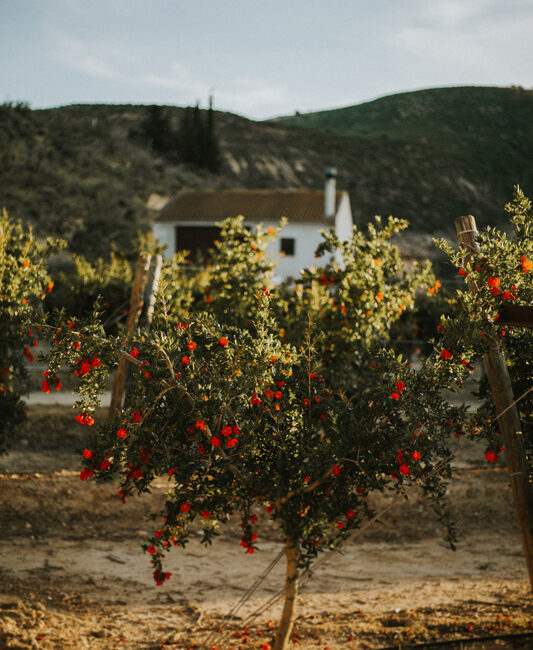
left=0, top=405, right=531, bottom=650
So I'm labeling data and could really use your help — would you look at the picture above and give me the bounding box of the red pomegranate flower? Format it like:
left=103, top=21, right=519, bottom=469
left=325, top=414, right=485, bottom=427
left=521, top=255, right=532, bottom=272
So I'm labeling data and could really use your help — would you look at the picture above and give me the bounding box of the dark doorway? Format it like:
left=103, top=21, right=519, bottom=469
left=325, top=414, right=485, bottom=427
left=175, top=226, right=221, bottom=258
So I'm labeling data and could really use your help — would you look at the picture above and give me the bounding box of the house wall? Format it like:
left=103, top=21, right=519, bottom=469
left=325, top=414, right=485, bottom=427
left=333, top=192, right=354, bottom=268
left=260, top=221, right=328, bottom=281
left=153, top=198, right=353, bottom=279
left=335, top=193, right=353, bottom=242
left=153, top=223, right=174, bottom=258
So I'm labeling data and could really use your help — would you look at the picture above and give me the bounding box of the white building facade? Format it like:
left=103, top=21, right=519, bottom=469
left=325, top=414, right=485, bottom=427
left=153, top=170, right=353, bottom=280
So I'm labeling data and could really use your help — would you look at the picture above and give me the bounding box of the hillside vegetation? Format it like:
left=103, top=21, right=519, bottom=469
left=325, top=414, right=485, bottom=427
left=1, top=86, right=532, bottom=258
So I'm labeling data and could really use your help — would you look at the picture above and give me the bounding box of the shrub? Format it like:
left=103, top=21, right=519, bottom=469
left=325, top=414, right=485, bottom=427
left=46, top=253, right=133, bottom=335
left=44, top=217, right=469, bottom=649
left=436, top=187, right=533, bottom=460
left=274, top=216, right=439, bottom=391
left=0, top=208, right=64, bottom=452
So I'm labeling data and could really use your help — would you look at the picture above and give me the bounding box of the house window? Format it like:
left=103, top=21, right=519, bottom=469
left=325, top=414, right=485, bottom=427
left=280, top=238, right=295, bottom=256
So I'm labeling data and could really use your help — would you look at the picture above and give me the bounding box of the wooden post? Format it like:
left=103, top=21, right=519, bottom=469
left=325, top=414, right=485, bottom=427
left=108, top=252, right=152, bottom=416
left=140, top=254, right=163, bottom=330
left=122, top=254, right=163, bottom=410
left=456, top=215, right=533, bottom=590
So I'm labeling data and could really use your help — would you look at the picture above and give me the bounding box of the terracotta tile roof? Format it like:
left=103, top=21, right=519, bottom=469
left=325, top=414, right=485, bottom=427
left=157, top=190, right=343, bottom=224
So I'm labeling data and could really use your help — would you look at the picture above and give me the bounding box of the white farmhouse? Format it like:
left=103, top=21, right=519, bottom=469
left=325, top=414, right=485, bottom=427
left=153, top=168, right=353, bottom=279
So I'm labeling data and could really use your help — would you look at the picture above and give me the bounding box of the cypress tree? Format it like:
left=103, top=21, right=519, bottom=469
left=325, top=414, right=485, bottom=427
left=177, top=98, right=220, bottom=171
left=205, top=94, right=220, bottom=172
left=141, top=105, right=172, bottom=154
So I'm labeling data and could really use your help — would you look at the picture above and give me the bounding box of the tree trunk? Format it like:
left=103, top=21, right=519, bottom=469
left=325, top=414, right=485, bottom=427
left=273, top=537, right=299, bottom=650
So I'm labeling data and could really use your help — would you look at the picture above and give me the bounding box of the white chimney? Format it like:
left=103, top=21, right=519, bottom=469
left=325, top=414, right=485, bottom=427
left=324, top=167, right=337, bottom=218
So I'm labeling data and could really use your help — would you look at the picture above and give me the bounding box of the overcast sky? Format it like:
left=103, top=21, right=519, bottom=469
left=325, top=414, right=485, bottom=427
left=2, top=0, right=533, bottom=119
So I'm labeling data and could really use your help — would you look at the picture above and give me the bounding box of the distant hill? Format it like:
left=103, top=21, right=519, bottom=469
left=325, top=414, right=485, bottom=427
left=274, top=86, right=533, bottom=140
left=275, top=85, right=533, bottom=225
left=1, top=86, right=532, bottom=258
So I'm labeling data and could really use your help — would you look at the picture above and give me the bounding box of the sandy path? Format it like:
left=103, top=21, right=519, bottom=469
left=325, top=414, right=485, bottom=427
left=0, top=531, right=527, bottom=613
left=0, top=532, right=530, bottom=649
left=0, top=407, right=532, bottom=648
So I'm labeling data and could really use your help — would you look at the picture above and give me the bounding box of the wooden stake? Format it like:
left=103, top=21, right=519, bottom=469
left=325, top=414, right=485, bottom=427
left=456, top=215, right=533, bottom=591
left=108, top=252, right=152, bottom=416
left=140, top=254, right=163, bottom=330
left=123, top=254, right=163, bottom=410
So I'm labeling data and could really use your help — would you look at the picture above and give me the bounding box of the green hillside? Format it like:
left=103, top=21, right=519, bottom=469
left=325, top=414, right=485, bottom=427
left=275, top=85, right=533, bottom=141
left=1, top=87, right=532, bottom=259
left=275, top=86, right=533, bottom=222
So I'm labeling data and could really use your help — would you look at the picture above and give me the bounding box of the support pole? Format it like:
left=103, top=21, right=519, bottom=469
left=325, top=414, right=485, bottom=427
left=123, top=254, right=163, bottom=410
left=108, top=252, right=151, bottom=416
left=140, top=254, right=163, bottom=330
left=456, top=215, right=533, bottom=591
